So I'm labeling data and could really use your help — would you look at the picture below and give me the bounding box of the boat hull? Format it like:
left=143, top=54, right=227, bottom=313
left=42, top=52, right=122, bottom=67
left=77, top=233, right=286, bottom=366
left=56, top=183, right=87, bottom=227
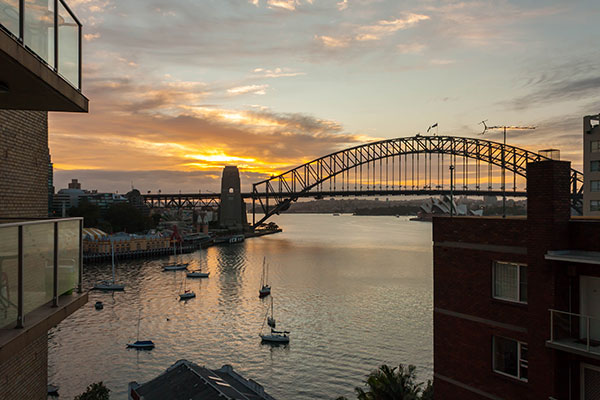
left=260, top=334, right=289, bottom=344
left=186, top=272, right=209, bottom=278
left=163, top=263, right=189, bottom=271
left=127, top=341, right=155, bottom=350
left=179, top=292, right=196, bottom=300
left=93, top=283, right=125, bottom=291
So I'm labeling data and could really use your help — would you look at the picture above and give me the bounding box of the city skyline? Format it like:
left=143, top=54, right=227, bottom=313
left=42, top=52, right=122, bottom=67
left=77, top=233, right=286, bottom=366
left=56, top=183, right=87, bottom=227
left=50, top=0, right=600, bottom=192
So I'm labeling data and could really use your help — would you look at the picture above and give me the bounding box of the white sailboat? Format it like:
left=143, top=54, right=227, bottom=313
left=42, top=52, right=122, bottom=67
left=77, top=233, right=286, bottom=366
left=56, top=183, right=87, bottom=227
left=127, top=310, right=155, bottom=350
left=163, top=241, right=189, bottom=271
left=93, top=242, right=125, bottom=291
left=267, top=297, right=276, bottom=328
left=187, top=259, right=209, bottom=278
left=260, top=301, right=289, bottom=344
left=179, top=275, right=196, bottom=300
left=258, top=257, right=271, bottom=298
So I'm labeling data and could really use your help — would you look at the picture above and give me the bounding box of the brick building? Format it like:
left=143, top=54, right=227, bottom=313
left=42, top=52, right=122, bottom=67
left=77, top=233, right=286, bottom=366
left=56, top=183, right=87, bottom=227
left=0, top=1, right=88, bottom=399
left=433, top=160, right=600, bottom=399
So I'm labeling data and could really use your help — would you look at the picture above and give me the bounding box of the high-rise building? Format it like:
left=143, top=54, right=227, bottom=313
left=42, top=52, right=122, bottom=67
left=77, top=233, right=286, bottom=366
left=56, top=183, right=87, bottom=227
left=0, top=2, right=89, bottom=398
left=583, top=114, right=600, bottom=216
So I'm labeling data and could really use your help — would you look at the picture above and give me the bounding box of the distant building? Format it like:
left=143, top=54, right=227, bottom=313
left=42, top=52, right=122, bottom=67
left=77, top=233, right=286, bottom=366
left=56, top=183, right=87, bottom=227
left=68, top=178, right=81, bottom=189
left=85, top=191, right=127, bottom=213
left=82, top=229, right=171, bottom=255
left=583, top=114, right=600, bottom=216
left=53, top=187, right=86, bottom=216
left=128, top=359, right=276, bottom=400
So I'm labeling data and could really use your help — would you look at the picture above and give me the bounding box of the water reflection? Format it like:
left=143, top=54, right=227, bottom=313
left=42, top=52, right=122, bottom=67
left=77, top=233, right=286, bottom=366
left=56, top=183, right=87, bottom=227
left=49, top=215, right=433, bottom=399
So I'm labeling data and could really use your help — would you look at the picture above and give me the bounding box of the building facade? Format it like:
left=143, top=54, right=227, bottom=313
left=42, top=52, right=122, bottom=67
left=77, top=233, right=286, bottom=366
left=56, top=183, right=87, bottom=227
left=433, top=160, right=600, bottom=399
left=583, top=114, right=600, bottom=216
left=0, top=1, right=88, bottom=398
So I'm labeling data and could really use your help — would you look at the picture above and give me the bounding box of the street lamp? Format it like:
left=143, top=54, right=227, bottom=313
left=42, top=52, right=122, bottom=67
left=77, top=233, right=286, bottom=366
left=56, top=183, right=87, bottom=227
left=479, top=121, right=536, bottom=218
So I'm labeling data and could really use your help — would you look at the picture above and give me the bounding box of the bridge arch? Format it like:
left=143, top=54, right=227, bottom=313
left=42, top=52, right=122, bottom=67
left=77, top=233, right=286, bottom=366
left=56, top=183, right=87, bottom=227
left=251, top=135, right=583, bottom=226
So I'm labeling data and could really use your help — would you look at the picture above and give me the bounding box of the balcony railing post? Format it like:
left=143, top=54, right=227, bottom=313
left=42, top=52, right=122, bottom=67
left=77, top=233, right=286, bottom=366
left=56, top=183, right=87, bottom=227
left=53, top=221, right=59, bottom=307
left=18, top=0, right=24, bottom=41
left=550, top=310, right=554, bottom=342
left=54, top=0, right=58, bottom=71
left=16, top=225, right=23, bottom=329
left=77, top=218, right=83, bottom=294
left=78, top=20, right=82, bottom=90
left=587, top=317, right=591, bottom=352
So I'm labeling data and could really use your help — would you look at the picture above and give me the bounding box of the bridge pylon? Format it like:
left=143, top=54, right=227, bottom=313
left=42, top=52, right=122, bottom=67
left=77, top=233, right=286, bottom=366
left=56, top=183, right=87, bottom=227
left=219, top=166, right=247, bottom=231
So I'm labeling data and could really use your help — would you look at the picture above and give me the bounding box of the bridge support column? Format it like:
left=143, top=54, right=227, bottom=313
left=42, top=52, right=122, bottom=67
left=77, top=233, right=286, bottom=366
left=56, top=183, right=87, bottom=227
left=219, top=166, right=247, bottom=231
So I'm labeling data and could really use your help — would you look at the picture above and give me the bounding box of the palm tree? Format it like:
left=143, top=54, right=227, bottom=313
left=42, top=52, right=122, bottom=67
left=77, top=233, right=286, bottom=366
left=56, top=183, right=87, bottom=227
left=337, top=364, right=433, bottom=400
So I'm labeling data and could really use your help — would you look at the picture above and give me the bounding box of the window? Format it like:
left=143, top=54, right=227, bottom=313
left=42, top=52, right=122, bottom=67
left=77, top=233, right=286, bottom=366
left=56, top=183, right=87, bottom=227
left=591, top=201, right=600, bottom=212
left=493, top=261, right=527, bottom=303
left=592, top=141, right=600, bottom=153
left=493, top=336, right=528, bottom=381
left=592, top=181, right=600, bottom=192
left=592, top=161, right=600, bottom=172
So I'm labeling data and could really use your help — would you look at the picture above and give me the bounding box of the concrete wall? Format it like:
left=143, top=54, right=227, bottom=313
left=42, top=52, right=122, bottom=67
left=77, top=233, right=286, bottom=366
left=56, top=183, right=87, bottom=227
left=0, top=110, right=49, bottom=218
left=583, top=115, right=600, bottom=216
left=0, top=334, right=48, bottom=400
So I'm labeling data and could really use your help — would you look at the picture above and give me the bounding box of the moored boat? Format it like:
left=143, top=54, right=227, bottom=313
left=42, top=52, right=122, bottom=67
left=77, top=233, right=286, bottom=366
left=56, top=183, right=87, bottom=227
left=260, top=329, right=290, bottom=344
left=127, top=340, right=155, bottom=350
left=163, top=263, right=189, bottom=271
left=186, top=270, right=209, bottom=278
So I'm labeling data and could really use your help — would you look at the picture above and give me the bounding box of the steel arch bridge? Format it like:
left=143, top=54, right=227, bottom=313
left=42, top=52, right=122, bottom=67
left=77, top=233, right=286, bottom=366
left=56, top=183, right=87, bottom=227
left=251, top=135, right=584, bottom=227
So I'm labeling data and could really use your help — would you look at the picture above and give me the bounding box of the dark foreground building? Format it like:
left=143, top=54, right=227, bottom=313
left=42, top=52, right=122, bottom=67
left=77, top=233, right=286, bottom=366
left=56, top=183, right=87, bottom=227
left=128, top=359, right=276, bottom=400
left=1, top=1, right=88, bottom=398
left=433, top=160, right=600, bottom=399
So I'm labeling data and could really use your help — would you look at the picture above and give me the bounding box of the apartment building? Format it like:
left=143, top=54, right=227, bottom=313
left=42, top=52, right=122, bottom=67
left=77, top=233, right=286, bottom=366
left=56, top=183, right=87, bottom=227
left=433, top=159, right=600, bottom=399
left=1, top=1, right=88, bottom=398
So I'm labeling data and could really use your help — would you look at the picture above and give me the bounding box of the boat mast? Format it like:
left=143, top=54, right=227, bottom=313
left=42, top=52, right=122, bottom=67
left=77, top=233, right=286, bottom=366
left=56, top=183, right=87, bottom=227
left=271, top=297, right=274, bottom=319
left=111, top=241, right=116, bottom=283
left=261, top=257, right=266, bottom=287
left=137, top=310, right=141, bottom=341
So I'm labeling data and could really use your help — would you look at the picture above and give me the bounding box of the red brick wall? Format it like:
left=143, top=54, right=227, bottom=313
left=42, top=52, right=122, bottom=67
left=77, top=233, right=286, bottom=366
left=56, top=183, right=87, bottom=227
left=0, top=110, right=49, bottom=218
left=0, top=333, right=48, bottom=400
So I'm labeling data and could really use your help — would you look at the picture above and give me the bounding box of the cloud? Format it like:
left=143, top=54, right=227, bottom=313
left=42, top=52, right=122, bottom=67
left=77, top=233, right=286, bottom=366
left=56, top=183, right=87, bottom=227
left=397, top=43, right=425, bottom=54
left=83, top=33, right=101, bottom=41
left=227, top=84, right=269, bottom=96
left=252, top=67, right=306, bottom=78
left=337, top=0, right=348, bottom=11
left=314, top=35, right=350, bottom=48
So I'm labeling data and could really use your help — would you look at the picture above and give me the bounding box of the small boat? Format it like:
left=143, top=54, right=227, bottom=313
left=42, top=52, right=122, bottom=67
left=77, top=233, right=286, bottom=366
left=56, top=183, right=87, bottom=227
left=163, top=263, right=189, bottom=271
left=127, top=311, right=154, bottom=350
left=93, top=242, right=125, bottom=291
left=127, top=340, right=155, bottom=350
left=186, top=269, right=209, bottom=278
left=178, top=275, right=196, bottom=300
left=94, top=301, right=104, bottom=310
left=267, top=297, right=276, bottom=328
left=333, top=213, right=340, bottom=216
left=214, top=234, right=245, bottom=244
left=47, top=384, right=59, bottom=397
left=260, top=329, right=290, bottom=344
left=259, top=257, right=271, bottom=298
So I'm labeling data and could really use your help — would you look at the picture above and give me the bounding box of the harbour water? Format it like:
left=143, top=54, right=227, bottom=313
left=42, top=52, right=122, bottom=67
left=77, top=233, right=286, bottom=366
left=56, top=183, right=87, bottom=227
left=48, top=214, right=433, bottom=399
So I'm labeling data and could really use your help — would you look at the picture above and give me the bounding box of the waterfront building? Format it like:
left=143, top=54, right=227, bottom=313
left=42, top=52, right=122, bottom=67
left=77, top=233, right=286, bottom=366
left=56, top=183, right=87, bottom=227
left=128, top=359, right=276, bottom=400
left=82, top=229, right=171, bottom=255
left=433, top=160, right=600, bottom=399
left=0, top=0, right=88, bottom=398
left=583, top=114, right=600, bottom=216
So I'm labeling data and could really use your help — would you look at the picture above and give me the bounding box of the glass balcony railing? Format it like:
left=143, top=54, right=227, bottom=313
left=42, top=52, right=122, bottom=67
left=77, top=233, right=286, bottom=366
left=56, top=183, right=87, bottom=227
left=549, top=309, right=600, bottom=357
left=0, top=0, right=81, bottom=89
left=0, top=217, right=83, bottom=329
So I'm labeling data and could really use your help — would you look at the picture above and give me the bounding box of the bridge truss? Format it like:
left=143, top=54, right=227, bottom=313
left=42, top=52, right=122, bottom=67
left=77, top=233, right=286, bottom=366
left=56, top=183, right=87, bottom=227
left=251, top=135, right=584, bottom=227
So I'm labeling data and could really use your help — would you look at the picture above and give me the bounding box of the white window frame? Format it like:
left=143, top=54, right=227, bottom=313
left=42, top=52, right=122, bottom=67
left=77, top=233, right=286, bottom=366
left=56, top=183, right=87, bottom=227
left=492, top=336, right=528, bottom=382
left=580, top=363, right=600, bottom=400
left=492, top=261, right=527, bottom=304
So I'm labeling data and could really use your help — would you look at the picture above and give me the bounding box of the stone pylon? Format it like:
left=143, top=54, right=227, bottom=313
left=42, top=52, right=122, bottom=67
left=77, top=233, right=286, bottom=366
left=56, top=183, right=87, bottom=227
left=219, top=166, right=247, bottom=231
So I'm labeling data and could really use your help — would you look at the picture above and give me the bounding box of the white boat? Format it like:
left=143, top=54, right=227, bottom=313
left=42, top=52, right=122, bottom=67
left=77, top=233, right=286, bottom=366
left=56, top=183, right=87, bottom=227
left=260, top=329, right=290, bottom=344
left=93, top=242, right=125, bottom=291
left=186, top=270, right=209, bottom=278
left=259, top=257, right=271, bottom=298
left=127, top=311, right=154, bottom=350
left=163, top=263, right=189, bottom=271
left=267, top=297, right=276, bottom=328
left=179, top=275, right=196, bottom=300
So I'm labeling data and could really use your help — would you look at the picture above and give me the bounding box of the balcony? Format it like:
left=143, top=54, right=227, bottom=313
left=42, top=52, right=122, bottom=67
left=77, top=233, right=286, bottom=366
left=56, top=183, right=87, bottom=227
left=547, top=309, right=600, bottom=359
left=0, top=0, right=88, bottom=112
left=0, top=217, right=87, bottom=360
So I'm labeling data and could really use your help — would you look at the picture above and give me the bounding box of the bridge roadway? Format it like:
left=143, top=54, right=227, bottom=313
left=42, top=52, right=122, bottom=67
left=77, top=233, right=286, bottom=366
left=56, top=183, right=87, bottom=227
left=142, top=189, right=527, bottom=209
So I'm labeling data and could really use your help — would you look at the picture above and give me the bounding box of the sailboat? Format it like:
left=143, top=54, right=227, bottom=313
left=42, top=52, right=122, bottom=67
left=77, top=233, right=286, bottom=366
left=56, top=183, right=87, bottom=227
left=179, top=275, right=196, bottom=300
left=162, top=241, right=189, bottom=271
left=93, top=241, right=125, bottom=291
left=260, top=302, right=289, bottom=344
left=187, top=258, right=209, bottom=278
left=267, top=297, right=276, bottom=328
left=127, top=311, right=155, bottom=350
left=259, top=257, right=271, bottom=298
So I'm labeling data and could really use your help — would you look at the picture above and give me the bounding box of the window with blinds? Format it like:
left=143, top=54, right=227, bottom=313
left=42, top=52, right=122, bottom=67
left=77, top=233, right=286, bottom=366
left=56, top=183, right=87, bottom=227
left=493, top=261, right=527, bottom=303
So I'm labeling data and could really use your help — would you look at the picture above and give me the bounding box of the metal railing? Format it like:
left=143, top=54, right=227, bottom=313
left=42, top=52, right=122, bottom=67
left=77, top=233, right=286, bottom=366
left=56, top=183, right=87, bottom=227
left=0, top=217, right=83, bottom=329
left=549, top=309, right=600, bottom=354
left=0, top=0, right=82, bottom=89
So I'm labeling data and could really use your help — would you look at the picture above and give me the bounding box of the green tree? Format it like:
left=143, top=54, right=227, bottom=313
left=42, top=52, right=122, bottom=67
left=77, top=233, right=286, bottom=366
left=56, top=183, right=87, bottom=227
left=338, top=364, right=432, bottom=400
left=106, top=202, right=153, bottom=233
left=74, top=382, right=110, bottom=400
left=68, top=199, right=101, bottom=227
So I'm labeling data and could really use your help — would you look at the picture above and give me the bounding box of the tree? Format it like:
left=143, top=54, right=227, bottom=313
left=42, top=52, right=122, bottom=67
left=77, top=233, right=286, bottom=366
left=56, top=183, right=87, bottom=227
left=338, top=364, right=433, bottom=400
left=106, top=202, right=154, bottom=233
left=68, top=199, right=101, bottom=227
left=74, top=382, right=110, bottom=400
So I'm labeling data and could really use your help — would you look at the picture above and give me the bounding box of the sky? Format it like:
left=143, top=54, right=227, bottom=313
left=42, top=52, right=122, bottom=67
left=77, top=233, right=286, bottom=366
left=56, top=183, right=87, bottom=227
left=49, top=0, right=600, bottom=193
